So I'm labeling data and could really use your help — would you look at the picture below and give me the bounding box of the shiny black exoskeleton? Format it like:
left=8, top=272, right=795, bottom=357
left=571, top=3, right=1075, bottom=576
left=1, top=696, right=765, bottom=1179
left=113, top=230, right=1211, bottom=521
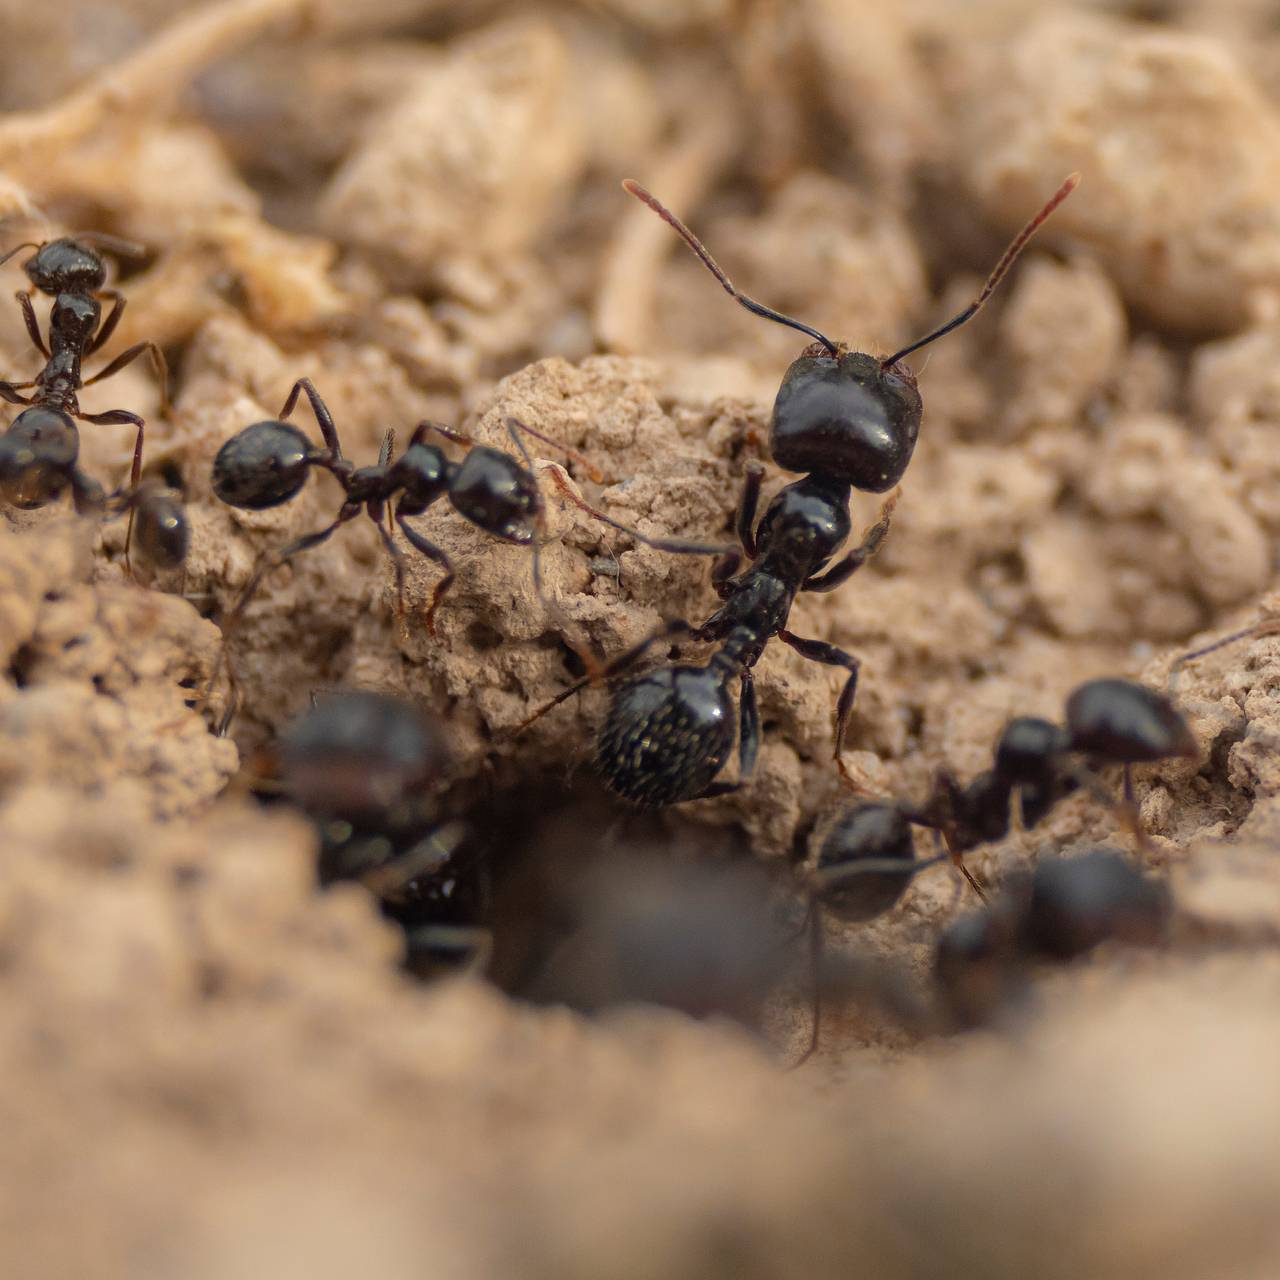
left=276, top=691, right=485, bottom=975
left=825, top=678, right=1197, bottom=905
left=0, top=233, right=169, bottom=531
left=561, top=177, right=1079, bottom=807
left=209, top=378, right=562, bottom=647
left=208, top=379, right=726, bottom=732
left=585, top=479, right=894, bottom=807
left=933, top=848, right=1170, bottom=1029
left=624, top=174, right=1077, bottom=496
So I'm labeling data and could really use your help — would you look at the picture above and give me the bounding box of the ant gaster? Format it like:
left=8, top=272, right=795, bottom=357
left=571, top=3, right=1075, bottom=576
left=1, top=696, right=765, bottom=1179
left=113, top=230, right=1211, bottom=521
left=793, top=677, right=1194, bottom=1059
left=518, top=175, right=1079, bottom=804
left=206, top=379, right=728, bottom=730
left=0, top=234, right=170, bottom=562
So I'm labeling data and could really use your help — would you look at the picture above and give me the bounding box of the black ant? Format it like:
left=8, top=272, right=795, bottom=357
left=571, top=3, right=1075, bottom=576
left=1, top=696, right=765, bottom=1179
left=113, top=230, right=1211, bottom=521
left=517, top=175, right=1079, bottom=805
left=0, top=412, right=188, bottom=571
left=206, top=379, right=728, bottom=730
left=275, top=689, right=488, bottom=975
left=793, top=677, right=1194, bottom=1059
left=934, top=848, right=1170, bottom=1030
left=0, top=234, right=170, bottom=563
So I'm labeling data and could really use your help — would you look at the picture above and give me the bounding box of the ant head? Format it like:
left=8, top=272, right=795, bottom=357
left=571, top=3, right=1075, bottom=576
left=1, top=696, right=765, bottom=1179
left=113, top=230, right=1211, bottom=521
left=813, top=802, right=918, bottom=922
left=596, top=664, right=736, bottom=808
left=1064, top=678, right=1197, bottom=764
left=280, top=691, right=448, bottom=825
left=49, top=292, right=100, bottom=341
left=448, top=445, right=540, bottom=544
left=212, top=420, right=316, bottom=510
left=995, top=716, right=1068, bottom=784
left=132, top=488, right=189, bottom=570
left=24, top=238, right=107, bottom=295
left=771, top=349, right=921, bottom=490
left=623, top=175, right=1078, bottom=491
left=0, top=407, right=78, bottom=507
left=1024, top=849, right=1170, bottom=960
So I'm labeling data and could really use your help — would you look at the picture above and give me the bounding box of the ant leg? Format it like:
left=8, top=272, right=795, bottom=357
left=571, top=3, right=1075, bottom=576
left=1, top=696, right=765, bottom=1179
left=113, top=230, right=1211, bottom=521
left=14, top=290, right=48, bottom=358
left=1119, top=763, right=1158, bottom=858
left=777, top=629, right=869, bottom=791
left=505, top=416, right=605, bottom=483
left=793, top=905, right=825, bottom=1067
left=0, top=242, right=40, bottom=269
left=360, top=820, right=468, bottom=901
left=711, top=550, right=743, bottom=599
left=1166, top=618, right=1280, bottom=695
left=279, top=378, right=344, bottom=459
left=542, top=465, right=733, bottom=558
left=87, top=289, right=125, bottom=355
left=739, top=668, right=760, bottom=780
left=0, top=382, right=35, bottom=405
left=1060, top=761, right=1155, bottom=857
left=79, top=407, right=144, bottom=574
left=736, top=462, right=764, bottom=558
left=77, top=231, right=148, bottom=259
left=943, top=830, right=989, bottom=902
left=802, top=491, right=898, bottom=593
left=371, top=513, right=410, bottom=641
left=202, top=508, right=358, bottom=734
left=394, top=509, right=454, bottom=637
left=82, top=341, right=171, bottom=417
left=512, top=617, right=697, bottom=735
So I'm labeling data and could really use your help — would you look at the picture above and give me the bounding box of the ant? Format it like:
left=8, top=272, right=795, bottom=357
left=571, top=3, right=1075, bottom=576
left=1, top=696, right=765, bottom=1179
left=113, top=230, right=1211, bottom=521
left=0, top=234, right=170, bottom=563
left=517, top=174, right=1079, bottom=806
left=793, top=677, right=1194, bottom=1059
left=275, top=689, right=488, bottom=975
left=206, top=378, right=729, bottom=730
left=0, top=412, right=188, bottom=571
left=933, top=848, right=1170, bottom=1030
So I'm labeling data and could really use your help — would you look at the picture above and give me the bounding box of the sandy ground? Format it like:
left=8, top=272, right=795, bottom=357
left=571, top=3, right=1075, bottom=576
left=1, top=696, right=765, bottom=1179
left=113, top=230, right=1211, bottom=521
left=4, top=0, right=1280, bottom=1275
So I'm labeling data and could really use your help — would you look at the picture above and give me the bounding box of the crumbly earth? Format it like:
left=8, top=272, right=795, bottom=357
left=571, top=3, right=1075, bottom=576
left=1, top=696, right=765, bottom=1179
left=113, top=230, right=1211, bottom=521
left=4, top=1, right=1280, bottom=1276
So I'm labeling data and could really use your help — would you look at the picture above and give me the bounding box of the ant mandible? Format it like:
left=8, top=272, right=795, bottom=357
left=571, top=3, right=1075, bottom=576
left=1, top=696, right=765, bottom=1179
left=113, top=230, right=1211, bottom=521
left=792, top=676, right=1194, bottom=1059
left=0, top=234, right=170, bottom=561
left=206, top=378, right=730, bottom=729
left=517, top=175, right=1079, bottom=806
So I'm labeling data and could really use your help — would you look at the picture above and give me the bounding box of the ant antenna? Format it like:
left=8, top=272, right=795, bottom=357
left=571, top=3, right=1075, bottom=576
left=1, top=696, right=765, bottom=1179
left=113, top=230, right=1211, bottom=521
left=881, top=172, right=1080, bottom=370
left=1166, top=617, right=1280, bottom=697
left=622, top=179, right=841, bottom=357
left=0, top=242, right=39, bottom=269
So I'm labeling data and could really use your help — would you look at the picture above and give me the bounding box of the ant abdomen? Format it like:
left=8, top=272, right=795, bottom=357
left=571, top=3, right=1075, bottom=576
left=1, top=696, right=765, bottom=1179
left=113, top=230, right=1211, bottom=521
left=813, top=802, right=919, bottom=922
left=596, top=665, right=737, bottom=808
left=212, top=420, right=316, bottom=510
left=0, top=407, right=80, bottom=508
left=771, top=350, right=922, bottom=491
left=1023, top=849, right=1170, bottom=960
left=1065, top=678, right=1197, bottom=763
